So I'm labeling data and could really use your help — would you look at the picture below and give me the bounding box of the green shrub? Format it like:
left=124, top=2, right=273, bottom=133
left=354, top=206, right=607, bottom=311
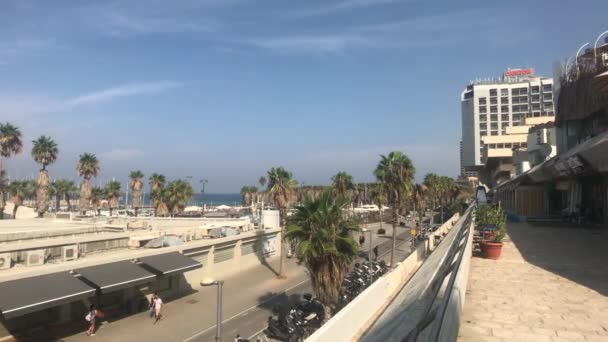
left=474, top=204, right=507, bottom=243
left=377, top=228, right=386, bottom=235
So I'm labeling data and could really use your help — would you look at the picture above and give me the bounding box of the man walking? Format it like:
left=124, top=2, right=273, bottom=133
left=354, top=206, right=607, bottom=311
left=373, top=245, right=379, bottom=261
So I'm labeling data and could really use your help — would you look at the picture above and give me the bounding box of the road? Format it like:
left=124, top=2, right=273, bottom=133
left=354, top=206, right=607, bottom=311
left=198, top=224, right=414, bottom=342
left=61, top=222, right=414, bottom=342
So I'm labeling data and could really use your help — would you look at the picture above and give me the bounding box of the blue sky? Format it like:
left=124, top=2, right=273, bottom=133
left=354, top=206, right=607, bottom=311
left=2, top=0, right=608, bottom=192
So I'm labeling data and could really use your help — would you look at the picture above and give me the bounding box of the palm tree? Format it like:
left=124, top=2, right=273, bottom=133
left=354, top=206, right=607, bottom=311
left=240, top=185, right=258, bottom=206
left=77, top=153, right=100, bottom=215
left=0, top=170, right=7, bottom=219
left=149, top=173, right=168, bottom=217
left=163, top=179, right=194, bottom=216
left=374, top=151, right=415, bottom=267
left=129, top=170, right=144, bottom=216
left=8, top=180, right=35, bottom=218
left=91, top=187, right=105, bottom=216
left=331, top=171, right=354, bottom=201
left=285, top=189, right=359, bottom=317
left=31, top=135, right=59, bottom=218
left=105, top=181, right=121, bottom=216
left=267, top=166, right=298, bottom=278
left=412, top=184, right=427, bottom=226
left=52, top=179, right=78, bottom=212
left=258, top=176, right=267, bottom=189
left=0, top=123, right=23, bottom=219
left=369, top=183, right=387, bottom=228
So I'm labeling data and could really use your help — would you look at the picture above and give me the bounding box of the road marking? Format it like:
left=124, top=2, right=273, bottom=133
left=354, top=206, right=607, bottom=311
left=180, top=278, right=310, bottom=342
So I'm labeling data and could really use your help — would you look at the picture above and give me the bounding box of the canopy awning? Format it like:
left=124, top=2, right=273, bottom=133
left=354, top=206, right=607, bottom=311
left=77, top=261, right=156, bottom=293
left=553, top=131, right=608, bottom=175
left=0, top=272, right=95, bottom=319
left=138, top=252, right=202, bottom=275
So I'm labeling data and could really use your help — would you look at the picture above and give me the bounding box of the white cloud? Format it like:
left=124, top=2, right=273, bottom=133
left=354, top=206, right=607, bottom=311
left=290, top=0, right=402, bottom=17
left=100, top=12, right=219, bottom=37
left=0, top=38, right=56, bottom=65
left=250, top=35, right=370, bottom=53
left=99, top=148, right=144, bottom=161
left=67, top=81, right=181, bottom=106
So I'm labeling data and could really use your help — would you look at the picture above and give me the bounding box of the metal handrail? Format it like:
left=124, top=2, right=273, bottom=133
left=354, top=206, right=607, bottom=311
left=403, top=204, right=475, bottom=341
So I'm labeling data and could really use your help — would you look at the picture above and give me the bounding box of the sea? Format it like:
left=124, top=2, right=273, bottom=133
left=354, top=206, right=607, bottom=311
left=137, top=193, right=241, bottom=207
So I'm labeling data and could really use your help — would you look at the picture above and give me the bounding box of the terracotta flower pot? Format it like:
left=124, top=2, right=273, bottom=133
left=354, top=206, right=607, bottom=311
left=482, top=241, right=503, bottom=260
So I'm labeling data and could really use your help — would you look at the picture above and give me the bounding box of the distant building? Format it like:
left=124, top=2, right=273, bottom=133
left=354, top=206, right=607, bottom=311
left=460, top=68, right=555, bottom=185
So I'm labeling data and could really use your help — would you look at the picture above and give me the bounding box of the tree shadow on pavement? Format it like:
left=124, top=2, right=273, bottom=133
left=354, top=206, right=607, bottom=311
left=255, top=229, right=280, bottom=277
left=257, top=292, right=304, bottom=314
left=506, top=222, right=608, bottom=296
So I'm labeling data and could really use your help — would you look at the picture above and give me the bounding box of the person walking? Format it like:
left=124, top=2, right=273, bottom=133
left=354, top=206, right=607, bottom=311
left=359, top=234, right=365, bottom=246
left=149, top=294, right=157, bottom=319
left=373, top=245, right=379, bottom=261
left=153, top=293, right=163, bottom=324
left=85, top=304, right=99, bottom=336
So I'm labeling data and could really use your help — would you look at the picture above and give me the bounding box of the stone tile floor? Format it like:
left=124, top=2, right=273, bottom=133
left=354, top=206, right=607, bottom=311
left=458, top=222, right=608, bottom=342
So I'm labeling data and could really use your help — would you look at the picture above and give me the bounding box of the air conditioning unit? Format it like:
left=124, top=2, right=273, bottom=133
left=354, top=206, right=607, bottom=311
left=62, top=245, right=79, bottom=262
left=25, top=250, right=45, bottom=267
left=0, top=253, right=12, bottom=270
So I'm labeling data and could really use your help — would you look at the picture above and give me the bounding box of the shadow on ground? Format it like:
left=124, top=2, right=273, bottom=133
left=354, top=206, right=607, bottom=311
left=506, top=222, right=608, bottom=296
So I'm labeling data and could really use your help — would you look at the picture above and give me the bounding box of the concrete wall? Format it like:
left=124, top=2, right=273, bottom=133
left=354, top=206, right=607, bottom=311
left=438, top=213, right=475, bottom=341
left=306, top=213, right=460, bottom=342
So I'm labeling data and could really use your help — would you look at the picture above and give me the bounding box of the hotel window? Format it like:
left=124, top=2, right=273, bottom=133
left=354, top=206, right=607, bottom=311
left=480, top=131, right=487, bottom=136
left=542, top=84, right=552, bottom=92
left=501, top=114, right=509, bottom=121
left=491, top=131, right=498, bottom=136
left=502, top=128, right=507, bottom=135
left=479, top=97, right=487, bottom=105
left=491, top=123, right=498, bottom=130
left=505, top=143, right=512, bottom=148
left=531, top=86, right=540, bottom=94
left=518, top=95, right=528, bottom=103
left=543, top=93, right=552, bottom=101
left=490, top=89, right=497, bottom=97
left=490, top=144, right=497, bottom=148
left=548, top=111, right=555, bottom=116
left=479, top=106, right=487, bottom=114
left=497, top=143, right=504, bottom=148
left=501, top=96, right=509, bottom=104
left=490, top=106, right=498, bottom=113
left=490, top=114, right=498, bottom=122
left=480, top=115, right=487, bottom=122
left=501, top=105, right=509, bottom=112
left=513, top=121, right=521, bottom=126
left=532, top=103, right=540, bottom=111
left=490, top=97, right=498, bottom=105
left=520, top=105, right=529, bottom=112
left=531, top=95, right=540, bottom=102
left=500, top=88, right=508, bottom=96
left=480, top=123, right=487, bottom=130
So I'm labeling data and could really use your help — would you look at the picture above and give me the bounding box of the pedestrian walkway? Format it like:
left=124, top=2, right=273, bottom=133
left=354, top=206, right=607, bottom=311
left=458, top=222, right=608, bottom=342
left=58, top=257, right=309, bottom=342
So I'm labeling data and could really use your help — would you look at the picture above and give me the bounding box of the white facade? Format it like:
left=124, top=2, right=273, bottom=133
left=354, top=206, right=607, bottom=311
left=461, top=69, right=555, bottom=168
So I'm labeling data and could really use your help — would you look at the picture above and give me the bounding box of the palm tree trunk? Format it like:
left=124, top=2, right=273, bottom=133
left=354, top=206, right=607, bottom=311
left=13, top=204, right=19, bottom=219
left=390, top=203, right=398, bottom=267
left=278, top=207, right=286, bottom=278
left=55, top=195, right=61, bottom=212
left=109, top=207, right=113, bottom=216
left=66, top=195, right=71, bottom=211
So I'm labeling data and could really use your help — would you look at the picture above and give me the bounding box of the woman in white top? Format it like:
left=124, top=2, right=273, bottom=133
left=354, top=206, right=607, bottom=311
left=153, top=293, right=163, bottom=324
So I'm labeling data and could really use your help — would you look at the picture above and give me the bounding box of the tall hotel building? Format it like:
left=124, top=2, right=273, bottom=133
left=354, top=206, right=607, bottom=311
left=460, top=68, right=555, bottom=179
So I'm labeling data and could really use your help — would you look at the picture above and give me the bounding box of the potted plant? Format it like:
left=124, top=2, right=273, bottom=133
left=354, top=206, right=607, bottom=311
left=480, top=207, right=507, bottom=260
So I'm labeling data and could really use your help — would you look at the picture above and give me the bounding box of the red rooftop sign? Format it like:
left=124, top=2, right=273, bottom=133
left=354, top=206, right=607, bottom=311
left=504, top=68, right=534, bottom=77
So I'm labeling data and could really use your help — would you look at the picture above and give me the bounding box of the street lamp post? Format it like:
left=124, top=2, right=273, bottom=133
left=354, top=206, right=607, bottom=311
left=200, top=179, right=208, bottom=213
left=201, top=278, right=224, bottom=342
left=362, top=228, right=373, bottom=283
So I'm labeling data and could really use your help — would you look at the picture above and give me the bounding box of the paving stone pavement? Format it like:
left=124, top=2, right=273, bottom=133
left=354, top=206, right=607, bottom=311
left=458, top=222, right=608, bottom=342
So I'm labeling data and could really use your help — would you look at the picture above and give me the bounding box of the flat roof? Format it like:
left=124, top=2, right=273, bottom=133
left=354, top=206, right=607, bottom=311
left=0, top=218, right=97, bottom=234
